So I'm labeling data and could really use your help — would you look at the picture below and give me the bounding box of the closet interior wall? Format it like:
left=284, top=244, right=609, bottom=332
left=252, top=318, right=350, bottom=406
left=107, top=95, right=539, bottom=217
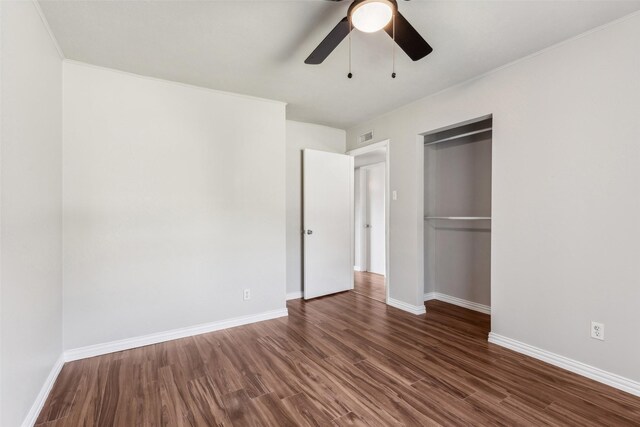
left=424, top=118, right=492, bottom=307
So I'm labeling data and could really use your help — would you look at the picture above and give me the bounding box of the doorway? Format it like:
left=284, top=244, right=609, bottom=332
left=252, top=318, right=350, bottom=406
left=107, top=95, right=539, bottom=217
left=349, top=142, right=389, bottom=303
left=423, top=116, right=492, bottom=315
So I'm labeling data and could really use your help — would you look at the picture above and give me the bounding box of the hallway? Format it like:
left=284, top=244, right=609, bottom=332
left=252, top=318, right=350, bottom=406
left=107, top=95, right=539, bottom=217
left=353, top=271, right=385, bottom=302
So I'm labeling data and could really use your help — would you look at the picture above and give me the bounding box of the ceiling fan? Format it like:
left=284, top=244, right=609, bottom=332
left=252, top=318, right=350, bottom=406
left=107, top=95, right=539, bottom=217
left=305, top=0, right=433, bottom=65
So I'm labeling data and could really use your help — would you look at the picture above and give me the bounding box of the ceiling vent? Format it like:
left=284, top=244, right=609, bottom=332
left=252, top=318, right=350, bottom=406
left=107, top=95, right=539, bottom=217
left=358, top=130, right=374, bottom=145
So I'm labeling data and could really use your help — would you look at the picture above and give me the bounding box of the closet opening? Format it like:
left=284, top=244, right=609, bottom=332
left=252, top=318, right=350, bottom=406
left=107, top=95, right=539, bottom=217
left=423, top=116, right=492, bottom=319
left=348, top=141, right=389, bottom=303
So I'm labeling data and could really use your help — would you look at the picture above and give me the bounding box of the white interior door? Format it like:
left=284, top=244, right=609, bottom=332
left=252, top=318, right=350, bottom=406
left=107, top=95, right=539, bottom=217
left=303, top=149, right=354, bottom=300
left=366, top=163, right=386, bottom=275
left=354, top=169, right=368, bottom=272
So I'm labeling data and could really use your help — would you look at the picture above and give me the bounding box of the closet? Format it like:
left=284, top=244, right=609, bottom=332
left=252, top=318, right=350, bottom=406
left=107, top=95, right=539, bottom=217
left=424, top=116, right=492, bottom=311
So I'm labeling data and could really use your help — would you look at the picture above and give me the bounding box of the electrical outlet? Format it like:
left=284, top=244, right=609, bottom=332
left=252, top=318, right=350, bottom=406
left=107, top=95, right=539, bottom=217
left=591, top=321, right=604, bottom=340
left=243, top=289, right=251, bottom=301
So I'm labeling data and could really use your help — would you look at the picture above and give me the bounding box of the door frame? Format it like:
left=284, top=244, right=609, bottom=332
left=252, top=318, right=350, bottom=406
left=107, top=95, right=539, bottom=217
left=347, top=140, right=390, bottom=303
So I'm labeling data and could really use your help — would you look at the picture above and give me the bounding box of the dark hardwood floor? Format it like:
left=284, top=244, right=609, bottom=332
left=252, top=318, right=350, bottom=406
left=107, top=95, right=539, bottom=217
left=37, top=292, right=640, bottom=426
left=353, top=271, right=386, bottom=302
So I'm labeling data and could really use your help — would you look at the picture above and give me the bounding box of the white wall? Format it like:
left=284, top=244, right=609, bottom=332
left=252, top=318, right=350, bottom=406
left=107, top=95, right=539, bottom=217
left=285, top=121, right=345, bottom=297
left=63, top=62, right=286, bottom=350
left=347, top=13, right=640, bottom=383
left=1, top=2, right=63, bottom=426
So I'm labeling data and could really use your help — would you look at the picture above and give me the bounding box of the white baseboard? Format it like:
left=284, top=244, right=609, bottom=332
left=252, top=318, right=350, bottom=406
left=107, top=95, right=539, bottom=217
left=286, top=291, right=303, bottom=300
left=488, top=333, right=640, bottom=397
left=423, top=292, right=491, bottom=315
left=423, top=292, right=437, bottom=301
left=64, top=308, right=288, bottom=362
left=387, top=297, right=426, bottom=315
left=21, top=354, right=65, bottom=427
left=353, top=265, right=364, bottom=272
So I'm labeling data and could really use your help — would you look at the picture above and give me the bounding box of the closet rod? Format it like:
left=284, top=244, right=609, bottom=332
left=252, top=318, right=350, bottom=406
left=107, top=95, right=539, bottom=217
left=424, top=127, right=492, bottom=146
left=424, top=216, right=491, bottom=220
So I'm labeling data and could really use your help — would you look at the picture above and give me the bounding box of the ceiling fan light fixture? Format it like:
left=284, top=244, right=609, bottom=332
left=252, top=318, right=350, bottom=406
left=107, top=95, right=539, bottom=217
left=350, top=0, right=394, bottom=33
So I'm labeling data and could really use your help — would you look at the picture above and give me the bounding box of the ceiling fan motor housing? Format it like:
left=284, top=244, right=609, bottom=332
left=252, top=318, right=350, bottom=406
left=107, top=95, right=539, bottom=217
left=348, top=0, right=398, bottom=17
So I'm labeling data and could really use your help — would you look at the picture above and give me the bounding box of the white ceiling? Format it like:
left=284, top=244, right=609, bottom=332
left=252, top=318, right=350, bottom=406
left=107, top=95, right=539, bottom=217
left=39, top=0, right=640, bottom=129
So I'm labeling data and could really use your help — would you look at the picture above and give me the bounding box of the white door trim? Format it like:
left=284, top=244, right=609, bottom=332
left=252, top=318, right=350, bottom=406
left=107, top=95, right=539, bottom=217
left=347, top=140, right=390, bottom=304
left=348, top=140, right=389, bottom=157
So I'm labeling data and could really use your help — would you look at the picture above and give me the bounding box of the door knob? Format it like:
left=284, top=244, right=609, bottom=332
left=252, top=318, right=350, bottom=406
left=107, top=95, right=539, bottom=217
left=306, top=230, right=313, bottom=235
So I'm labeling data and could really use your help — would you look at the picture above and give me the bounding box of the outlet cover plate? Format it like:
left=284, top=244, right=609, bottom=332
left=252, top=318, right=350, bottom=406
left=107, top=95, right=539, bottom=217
left=591, top=321, right=605, bottom=340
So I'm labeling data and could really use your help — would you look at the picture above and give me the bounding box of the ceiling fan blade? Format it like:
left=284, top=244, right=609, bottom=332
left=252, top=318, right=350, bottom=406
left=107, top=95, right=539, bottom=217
left=384, top=12, right=433, bottom=61
left=305, top=17, right=352, bottom=64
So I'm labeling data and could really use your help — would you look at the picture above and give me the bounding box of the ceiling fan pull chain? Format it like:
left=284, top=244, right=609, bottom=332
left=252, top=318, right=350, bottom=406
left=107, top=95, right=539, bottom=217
left=348, top=20, right=353, bottom=79
left=392, top=14, right=396, bottom=79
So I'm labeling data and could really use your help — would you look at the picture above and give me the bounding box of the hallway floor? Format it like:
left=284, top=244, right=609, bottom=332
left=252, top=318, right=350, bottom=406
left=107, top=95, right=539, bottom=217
left=353, top=271, right=386, bottom=302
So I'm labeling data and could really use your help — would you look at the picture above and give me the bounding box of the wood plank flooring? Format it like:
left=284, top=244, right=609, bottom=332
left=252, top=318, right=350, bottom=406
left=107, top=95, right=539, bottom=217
left=353, top=271, right=386, bottom=302
left=36, top=292, right=640, bottom=426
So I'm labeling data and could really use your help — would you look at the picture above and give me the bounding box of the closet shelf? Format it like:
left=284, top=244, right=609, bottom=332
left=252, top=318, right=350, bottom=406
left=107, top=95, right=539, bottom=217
left=424, top=128, right=492, bottom=146
left=424, top=216, right=491, bottom=220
